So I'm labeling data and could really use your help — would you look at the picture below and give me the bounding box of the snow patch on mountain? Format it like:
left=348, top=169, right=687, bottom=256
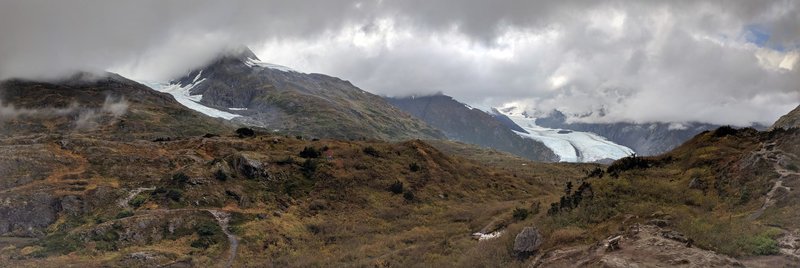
left=244, top=58, right=299, bottom=73
left=139, top=80, right=241, bottom=120
left=499, top=110, right=634, bottom=163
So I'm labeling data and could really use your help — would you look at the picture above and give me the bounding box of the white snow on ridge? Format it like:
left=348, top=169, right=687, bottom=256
left=244, top=58, right=299, bottom=73
left=501, top=112, right=634, bottom=163
left=139, top=80, right=241, bottom=120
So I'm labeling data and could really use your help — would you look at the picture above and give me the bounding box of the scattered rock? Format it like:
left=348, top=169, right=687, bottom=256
left=513, top=227, right=543, bottom=259
left=661, top=230, right=690, bottom=244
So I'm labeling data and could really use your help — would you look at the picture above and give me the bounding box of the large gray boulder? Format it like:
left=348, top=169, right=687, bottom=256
left=513, top=227, right=543, bottom=259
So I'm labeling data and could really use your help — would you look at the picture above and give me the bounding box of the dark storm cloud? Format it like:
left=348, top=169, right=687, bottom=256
left=0, top=0, right=798, bottom=125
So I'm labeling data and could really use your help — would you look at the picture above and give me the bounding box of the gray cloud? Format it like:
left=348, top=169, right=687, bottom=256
left=0, top=0, right=798, bottom=126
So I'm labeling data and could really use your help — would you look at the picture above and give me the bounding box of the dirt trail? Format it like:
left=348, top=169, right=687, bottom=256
left=207, top=209, right=239, bottom=268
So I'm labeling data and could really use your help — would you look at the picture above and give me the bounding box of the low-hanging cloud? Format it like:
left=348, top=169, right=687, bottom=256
left=0, top=0, right=798, bottom=126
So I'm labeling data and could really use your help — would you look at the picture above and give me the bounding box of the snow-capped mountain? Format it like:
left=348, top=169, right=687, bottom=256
left=143, top=47, right=444, bottom=141
left=497, top=107, right=634, bottom=163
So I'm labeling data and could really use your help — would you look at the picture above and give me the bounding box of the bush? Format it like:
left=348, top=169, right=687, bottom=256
left=128, top=195, right=148, bottom=208
left=172, top=172, right=190, bottom=184
left=115, top=210, right=134, bottom=219
left=236, top=127, right=255, bottom=137
left=299, top=146, right=321, bottom=158
left=363, top=146, right=381, bottom=157
left=512, top=208, right=530, bottom=221
left=301, top=159, right=318, bottom=176
left=167, top=189, right=183, bottom=201
left=388, top=181, right=404, bottom=194
left=403, top=191, right=415, bottom=201
left=196, top=222, right=220, bottom=236
left=276, top=156, right=295, bottom=165
left=409, top=162, right=420, bottom=172
left=213, top=169, right=227, bottom=181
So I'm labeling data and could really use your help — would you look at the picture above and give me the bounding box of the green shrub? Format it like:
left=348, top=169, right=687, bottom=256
left=172, top=172, right=190, bottom=184
left=388, top=181, right=404, bottom=194
left=301, top=159, right=318, bottom=177
left=115, top=210, right=134, bottom=219
left=128, top=194, right=148, bottom=208
left=213, top=169, right=227, bottom=181
left=236, top=127, right=255, bottom=137
left=513, top=208, right=530, bottom=221
left=403, top=191, right=415, bottom=201
left=167, top=189, right=183, bottom=201
left=277, top=156, right=295, bottom=165
left=363, top=146, right=381, bottom=157
left=409, top=162, right=420, bottom=172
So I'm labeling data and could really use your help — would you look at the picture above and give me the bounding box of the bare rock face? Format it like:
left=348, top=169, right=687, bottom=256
left=513, top=227, right=543, bottom=259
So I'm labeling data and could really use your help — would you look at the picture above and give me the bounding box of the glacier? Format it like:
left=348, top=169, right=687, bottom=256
left=138, top=80, right=241, bottom=120
left=500, top=111, right=634, bottom=163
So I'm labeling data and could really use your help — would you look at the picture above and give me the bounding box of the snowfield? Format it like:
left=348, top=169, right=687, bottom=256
left=500, top=111, right=634, bottom=163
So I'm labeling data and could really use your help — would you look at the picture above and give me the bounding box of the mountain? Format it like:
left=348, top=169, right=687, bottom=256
left=0, top=72, right=233, bottom=139
left=772, top=105, right=800, bottom=130
left=535, top=110, right=719, bottom=156
left=148, top=47, right=444, bottom=141
left=496, top=107, right=635, bottom=163
left=385, top=94, right=558, bottom=162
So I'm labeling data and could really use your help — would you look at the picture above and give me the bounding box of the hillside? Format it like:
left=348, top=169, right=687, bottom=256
left=1, top=77, right=799, bottom=267
left=773, top=105, right=800, bottom=130
left=152, top=48, right=444, bottom=141
left=386, top=95, right=557, bottom=162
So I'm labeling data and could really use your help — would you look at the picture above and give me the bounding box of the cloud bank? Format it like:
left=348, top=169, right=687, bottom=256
left=0, top=0, right=798, bottom=126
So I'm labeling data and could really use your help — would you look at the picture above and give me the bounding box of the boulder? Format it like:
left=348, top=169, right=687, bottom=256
left=226, top=153, right=268, bottom=180
left=513, top=227, right=543, bottom=259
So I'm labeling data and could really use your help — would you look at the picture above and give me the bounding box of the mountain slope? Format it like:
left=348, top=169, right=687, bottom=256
left=386, top=95, right=558, bottom=162
left=0, top=72, right=233, bottom=139
left=151, top=48, right=444, bottom=141
left=772, top=105, right=800, bottom=130
left=535, top=110, right=719, bottom=156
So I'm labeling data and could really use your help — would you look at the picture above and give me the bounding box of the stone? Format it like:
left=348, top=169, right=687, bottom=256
left=513, top=227, right=543, bottom=259
left=648, top=219, right=670, bottom=228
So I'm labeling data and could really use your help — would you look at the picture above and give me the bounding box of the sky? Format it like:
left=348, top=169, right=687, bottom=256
left=0, top=0, right=798, bottom=126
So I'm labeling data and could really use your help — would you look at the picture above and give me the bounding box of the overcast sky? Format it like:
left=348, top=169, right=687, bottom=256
left=0, top=0, right=798, bottom=126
